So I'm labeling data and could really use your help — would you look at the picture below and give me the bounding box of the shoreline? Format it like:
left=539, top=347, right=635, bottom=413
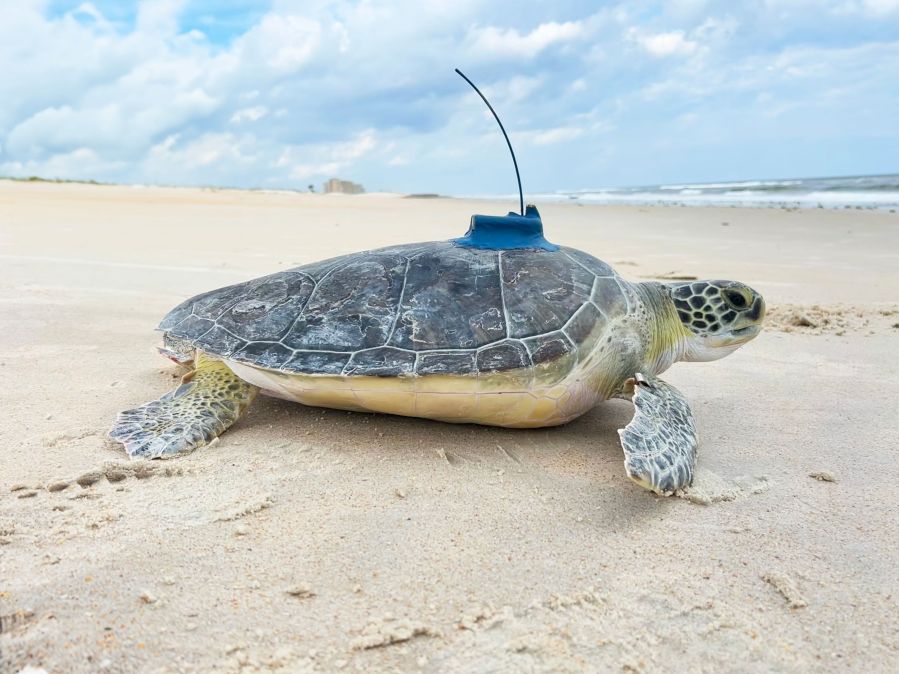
left=5, top=175, right=899, bottom=210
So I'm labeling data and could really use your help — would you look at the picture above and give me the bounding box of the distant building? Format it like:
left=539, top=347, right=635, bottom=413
left=323, top=178, right=365, bottom=194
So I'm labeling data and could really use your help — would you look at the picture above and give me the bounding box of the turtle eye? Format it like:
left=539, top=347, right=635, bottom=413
left=724, top=290, right=748, bottom=309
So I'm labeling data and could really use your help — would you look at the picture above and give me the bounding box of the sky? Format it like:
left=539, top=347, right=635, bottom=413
left=1, top=0, right=898, bottom=195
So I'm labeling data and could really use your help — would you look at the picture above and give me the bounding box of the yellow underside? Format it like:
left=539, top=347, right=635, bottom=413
left=225, top=358, right=604, bottom=428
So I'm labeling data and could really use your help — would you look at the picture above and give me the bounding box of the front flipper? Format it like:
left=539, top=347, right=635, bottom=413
left=618, top=373, right=697, bottom=495
left=109, top=353, right=259, bottom=459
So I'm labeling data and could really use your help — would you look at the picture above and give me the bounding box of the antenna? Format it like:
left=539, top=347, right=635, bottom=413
left=455, top=68, right=524, bottom=216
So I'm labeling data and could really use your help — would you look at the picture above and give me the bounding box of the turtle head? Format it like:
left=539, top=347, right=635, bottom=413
left=666, top=280, right=765, bottom=361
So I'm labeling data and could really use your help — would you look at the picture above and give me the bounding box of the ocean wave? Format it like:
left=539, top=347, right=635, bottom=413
left=659, top=179, right=803, bottom=191
left=521, top=174, right=899, bottom=209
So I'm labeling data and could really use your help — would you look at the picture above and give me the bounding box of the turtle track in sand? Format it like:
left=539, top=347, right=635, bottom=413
left=4, top=461, right=189, bottom=499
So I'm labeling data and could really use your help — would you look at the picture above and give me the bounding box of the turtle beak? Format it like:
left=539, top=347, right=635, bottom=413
left=747, top=295, right=765, bottom=322
left=730, top=323, right=761, bottom=341
left=732, top=294, right=765, bottom=337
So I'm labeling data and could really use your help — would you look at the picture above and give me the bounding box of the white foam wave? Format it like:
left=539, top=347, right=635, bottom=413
left=659, top=179, right=803, bottom=190
left=525, top=190, right=899, bottom=209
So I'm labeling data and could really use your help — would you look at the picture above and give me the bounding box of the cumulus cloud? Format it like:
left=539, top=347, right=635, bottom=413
left=230, top=106, right=269, bottom=123
left=279, top=130, right=380, bottom=181
left=629, top=29, right=698, bottom=56
left=468, top=21, right=585, bottom=59
left=232, top=14, right=323, bottom=73
left=0, top=147, right=128, bottom=181
left=7, top=88, right=219, bottom=157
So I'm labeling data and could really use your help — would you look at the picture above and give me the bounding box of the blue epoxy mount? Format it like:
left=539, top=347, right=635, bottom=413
left=453, top=204, right=558, bottom=251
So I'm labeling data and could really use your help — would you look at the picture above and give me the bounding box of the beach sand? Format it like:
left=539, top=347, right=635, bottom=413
left=1, top=180, right=897, bottom=673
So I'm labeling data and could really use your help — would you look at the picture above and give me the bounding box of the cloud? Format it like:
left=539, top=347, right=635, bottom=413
left=280, top=130, right=380, bottom=181
left=0, top=147, right=128, bottom=180
left=468, top=21, right=585, bottom=59
left=139, top=131, right=263, bottom=186
left=136, top=0, right=186, bottom=35
left=629, top=29, right=699, bottom=57
left=7, top=88, right=219, bottom=158
left=232, top=14, right=323, bottom=73
left=149, top=132, right=251, bottom=169
left=230, top=106, right=268, bottom=123
left=0, top=1, right=897, bottom=192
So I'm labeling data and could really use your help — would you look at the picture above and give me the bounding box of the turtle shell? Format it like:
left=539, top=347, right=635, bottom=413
left=159, top=242, right=629, bottom=377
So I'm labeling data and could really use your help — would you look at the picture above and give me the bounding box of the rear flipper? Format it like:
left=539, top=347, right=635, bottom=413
left=618, top=373, right=697, bottom=495
left=109, top=353, right=259, bottom=459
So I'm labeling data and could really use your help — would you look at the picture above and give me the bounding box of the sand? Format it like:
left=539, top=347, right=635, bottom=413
left=1, top=180, right=897, bottom=673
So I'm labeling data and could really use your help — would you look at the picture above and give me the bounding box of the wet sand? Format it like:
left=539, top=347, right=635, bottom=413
left=1, top=180, right=897, bottom=673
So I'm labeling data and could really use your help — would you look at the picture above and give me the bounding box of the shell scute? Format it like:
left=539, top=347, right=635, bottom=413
left=285, top=351, right=350, bottom=374
left=415, top=351, right=478, bottom=375
left=388, top=247, right=504, bottom=350
left=232, top=342, right=294, bottom=370
left=344, top=347, right=416, bottom=376
left=522, top=331, right=575, bottom=364
left=501, top=250, right=594, bottom=338
left=562, top=302, right=605, bottom=347
left=560, top=247, right=617, bottom=277
left=193, top=326, right=247, bottom=358
left=476, top=340, right=531, bottom=372
left=170, top=314, right=215, bottom=337
left=591, top=277, right=628, bottom=317
left=281, top=254, right=406, bottom=352
left=217, top=272, right=315, bottom=341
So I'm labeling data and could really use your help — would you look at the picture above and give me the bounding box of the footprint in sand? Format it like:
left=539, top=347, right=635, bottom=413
left=9, top=462, right=189, bottom=499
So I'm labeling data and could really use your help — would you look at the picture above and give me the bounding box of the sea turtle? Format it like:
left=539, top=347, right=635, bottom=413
left=109, top=205, right=765, bottom=494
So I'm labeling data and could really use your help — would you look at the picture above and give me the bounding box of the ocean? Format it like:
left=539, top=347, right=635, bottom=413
left=521, top=173, right=899, bottom=209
